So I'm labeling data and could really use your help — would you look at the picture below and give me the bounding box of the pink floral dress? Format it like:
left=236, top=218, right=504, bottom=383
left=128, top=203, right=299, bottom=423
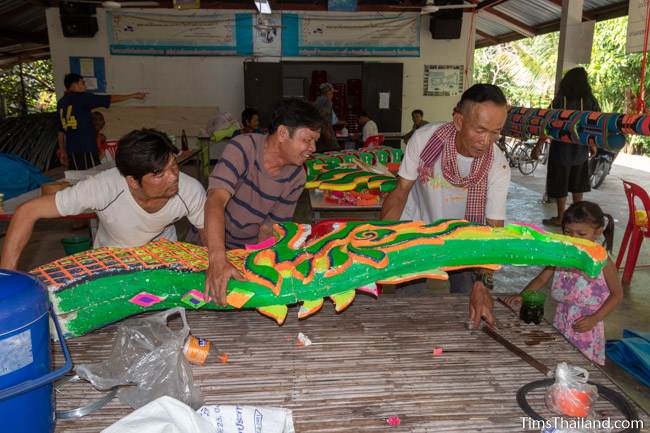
left=551, top=268, right=610, bottom=365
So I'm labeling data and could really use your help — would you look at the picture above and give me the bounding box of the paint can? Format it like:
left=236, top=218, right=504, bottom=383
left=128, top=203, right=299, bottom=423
left=183, top=335, right=212, bottom=365
left=0, top=270, right=72, bottom=433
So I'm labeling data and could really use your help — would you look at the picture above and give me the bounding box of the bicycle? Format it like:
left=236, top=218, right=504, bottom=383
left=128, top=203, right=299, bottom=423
left=497, top=136, right=547, bottom=176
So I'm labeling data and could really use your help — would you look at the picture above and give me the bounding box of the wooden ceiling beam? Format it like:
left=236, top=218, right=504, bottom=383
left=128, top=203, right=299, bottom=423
left=476, top=29, right=498, bottom=43
left=0, top=29, right=48, bottom=45
left=476, top=0, right=510, bottom=11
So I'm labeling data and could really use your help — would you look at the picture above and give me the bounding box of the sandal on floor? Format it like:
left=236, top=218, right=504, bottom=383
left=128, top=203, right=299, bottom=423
left=542, top=217, right=562, bottom=227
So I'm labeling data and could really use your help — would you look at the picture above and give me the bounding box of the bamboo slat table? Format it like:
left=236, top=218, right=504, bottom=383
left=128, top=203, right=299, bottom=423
left=53, top=295, right=649, bottom=432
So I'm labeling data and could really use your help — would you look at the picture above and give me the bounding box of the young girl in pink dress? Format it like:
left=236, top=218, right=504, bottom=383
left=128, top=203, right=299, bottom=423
left=506, top=201, right=622, bottom=365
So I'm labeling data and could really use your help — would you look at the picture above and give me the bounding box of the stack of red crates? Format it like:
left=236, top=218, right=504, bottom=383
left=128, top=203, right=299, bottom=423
left=347, top=79, right=362, bottom=133
left=309, top=70, right=328, bottom=101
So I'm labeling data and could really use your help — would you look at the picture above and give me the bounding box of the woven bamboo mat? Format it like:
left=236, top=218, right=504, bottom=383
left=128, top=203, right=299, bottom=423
left=53, top=294, right=649, bottom=432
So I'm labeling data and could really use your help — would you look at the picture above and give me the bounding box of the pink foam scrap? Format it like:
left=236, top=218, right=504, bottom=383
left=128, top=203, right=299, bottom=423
left=432, top=347, right=444, bottom=356
left=386, top=416, right=401, bottom=426
left=513, top=222, right=546, bottom=234
left=245, top=236, right=277, bottom=251
left=356, top=283, right=379, bottom=297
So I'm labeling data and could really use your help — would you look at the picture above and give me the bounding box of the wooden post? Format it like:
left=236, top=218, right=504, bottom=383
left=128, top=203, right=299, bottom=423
left=19, top=62, right=27, bottom=116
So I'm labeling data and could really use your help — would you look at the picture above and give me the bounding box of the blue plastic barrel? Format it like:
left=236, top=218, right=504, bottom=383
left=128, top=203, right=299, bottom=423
left=0, top=270, right=71, bottom=433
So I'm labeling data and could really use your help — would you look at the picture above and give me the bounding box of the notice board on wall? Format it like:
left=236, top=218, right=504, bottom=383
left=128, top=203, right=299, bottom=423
left=282, top=12, right=420, bottom=57
left=69, top=56, right=106, bottom=92
left=107, top=10, right=253, bottom=56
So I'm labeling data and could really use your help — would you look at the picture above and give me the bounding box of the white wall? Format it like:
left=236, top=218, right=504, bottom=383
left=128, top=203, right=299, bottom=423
left=46, top=7, right=475, bottom=139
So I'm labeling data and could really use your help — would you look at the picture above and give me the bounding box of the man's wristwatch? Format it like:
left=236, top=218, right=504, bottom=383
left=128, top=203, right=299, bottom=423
left=473, top=269, right=494, bottom=290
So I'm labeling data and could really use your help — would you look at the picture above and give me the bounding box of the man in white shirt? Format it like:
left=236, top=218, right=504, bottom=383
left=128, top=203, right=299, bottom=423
left=381, top=84, right=511, bottom=328
left=359, top=111, right=379, bottom=143
left=1, top=129, right=206, bottom=270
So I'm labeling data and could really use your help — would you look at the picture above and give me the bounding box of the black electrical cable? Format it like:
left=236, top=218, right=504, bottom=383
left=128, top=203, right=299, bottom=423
left=517, top=379, right=640, bottom=433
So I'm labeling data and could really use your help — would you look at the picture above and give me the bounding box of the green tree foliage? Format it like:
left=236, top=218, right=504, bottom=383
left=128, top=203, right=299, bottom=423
left=587, top=17, right=642, bottom=113
left=474, top=16, right=649, bottom=153
left=474, top=31, right=558, bottom=107
left=0, top=59, right=56, bottom=117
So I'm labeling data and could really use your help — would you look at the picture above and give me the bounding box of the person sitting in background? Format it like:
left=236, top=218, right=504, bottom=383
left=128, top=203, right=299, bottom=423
left=233, top=108, right=263, bottom=136
left=359, top=111, right=379, bottom=144
left=402, top=109, right=429, bottom=144
left=0, top=129, right=206, bottom=270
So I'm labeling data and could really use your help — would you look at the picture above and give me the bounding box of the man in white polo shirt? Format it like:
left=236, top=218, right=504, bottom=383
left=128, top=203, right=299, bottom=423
left=381, top=84, right=511, bottom=328
left=0, top=129, right=206, bottom=270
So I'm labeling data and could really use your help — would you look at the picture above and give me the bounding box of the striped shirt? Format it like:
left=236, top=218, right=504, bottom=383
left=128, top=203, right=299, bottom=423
left=209, top=133, right=306, bottom=249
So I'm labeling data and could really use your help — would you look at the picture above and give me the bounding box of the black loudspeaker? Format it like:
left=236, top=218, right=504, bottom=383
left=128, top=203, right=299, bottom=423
left=60, top=1, right=98, bottom=38
left=429, top=0, right=463, bottom=39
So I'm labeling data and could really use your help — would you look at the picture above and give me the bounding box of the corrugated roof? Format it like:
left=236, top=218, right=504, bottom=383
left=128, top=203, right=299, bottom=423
left=476, top=14, right=512, bottom=37
left=491, top=0, right=559, bottom=26
left=0, top=0, right=632, bottom=67
left=0, top=0, right=48, bottom=68
left=475, top=0, right=629, bottom=48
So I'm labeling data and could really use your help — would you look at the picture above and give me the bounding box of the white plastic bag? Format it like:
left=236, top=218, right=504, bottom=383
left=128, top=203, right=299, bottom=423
left=76, top=308, right=203, bottom=409
left=102, top=396, right=213, bottom=433
left=197, top=404, right=295, bottom=433
left=101, top=397, right=295, bottom=433
left=545, top=362, right=598, bottom=417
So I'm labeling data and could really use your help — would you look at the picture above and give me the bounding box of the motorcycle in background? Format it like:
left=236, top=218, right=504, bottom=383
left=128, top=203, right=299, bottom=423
left=590, top=149, right=617, bottom=189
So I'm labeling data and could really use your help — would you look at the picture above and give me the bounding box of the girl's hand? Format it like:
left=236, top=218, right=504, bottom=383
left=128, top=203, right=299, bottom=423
left=503, top=294, right=522, bottom=309
left=573, top=315, right=598, bottom=333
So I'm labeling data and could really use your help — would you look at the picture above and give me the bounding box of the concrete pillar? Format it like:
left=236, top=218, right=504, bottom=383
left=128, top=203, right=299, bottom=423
left=465, top=11, right=477, bottom=89
left=555, top=0, right=587, bottom=91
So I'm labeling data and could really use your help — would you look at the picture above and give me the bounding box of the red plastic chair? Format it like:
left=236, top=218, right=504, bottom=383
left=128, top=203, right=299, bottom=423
left=363, top=134, right=384, bottom=148
left=616, top=180, right=650, bottom=285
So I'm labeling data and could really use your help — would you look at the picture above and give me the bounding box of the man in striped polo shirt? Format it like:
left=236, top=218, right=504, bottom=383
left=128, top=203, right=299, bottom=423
left=204, top=99, right=324, bottom=305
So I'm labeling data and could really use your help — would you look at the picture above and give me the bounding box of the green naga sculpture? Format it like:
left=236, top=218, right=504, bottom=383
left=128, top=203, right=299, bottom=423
left=31, top=220, right=608, bottom=338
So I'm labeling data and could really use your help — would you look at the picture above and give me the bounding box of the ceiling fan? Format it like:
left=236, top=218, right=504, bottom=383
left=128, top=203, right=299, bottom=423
left=62, top=0, right=160, bottom=8
left=390, top=1, right=477, bottom=15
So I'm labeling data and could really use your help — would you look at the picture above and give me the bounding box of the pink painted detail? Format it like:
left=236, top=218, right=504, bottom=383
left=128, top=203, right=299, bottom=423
left=386, top=416, right=401, bottom=426
left=245, top=237, right=277, bottom=251
left=513, top=222, right=546, bottom=234
left=356, top=283, right=379, bottom=297
left=129, top=292, right=164, bottom=307
left=432, top=347, right=444, bottom=356
left=186, top=289, right=207, bottom=300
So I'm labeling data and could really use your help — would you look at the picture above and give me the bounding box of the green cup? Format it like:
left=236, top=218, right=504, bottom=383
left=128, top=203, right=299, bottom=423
left=61, top=236, right=92, bottom=255
left=521, top=290, right=546, bottom=306
left=520, top=291, right=546, bottom=324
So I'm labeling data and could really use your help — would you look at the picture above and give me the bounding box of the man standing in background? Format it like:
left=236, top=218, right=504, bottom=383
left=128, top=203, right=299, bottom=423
left=57, top=73, right=147, bottom=169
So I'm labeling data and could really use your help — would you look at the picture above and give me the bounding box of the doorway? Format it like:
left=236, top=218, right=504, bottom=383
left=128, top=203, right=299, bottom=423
left=244, top=60, right=404, bottom=139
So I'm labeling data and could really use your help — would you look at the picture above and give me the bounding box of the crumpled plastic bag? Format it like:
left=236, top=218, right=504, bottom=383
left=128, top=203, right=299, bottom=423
left=102, top=396, right=213, bottom=433
left=545, top=362, right=598, bottom=417
left=101, top=396, right=295, bottom=433
left=76, top=308, right=203, bottom=409
left=205, top=109, right=239, bottom=140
